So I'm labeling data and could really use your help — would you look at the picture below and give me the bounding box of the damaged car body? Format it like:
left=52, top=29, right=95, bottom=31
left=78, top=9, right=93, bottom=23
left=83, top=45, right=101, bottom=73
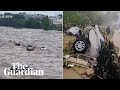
left=66, top=25, right=105, bottom=57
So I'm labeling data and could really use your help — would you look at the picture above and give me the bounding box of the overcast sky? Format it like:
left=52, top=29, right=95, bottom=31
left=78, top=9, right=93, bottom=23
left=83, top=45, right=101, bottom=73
left=0, top=11, right=63, bottom=16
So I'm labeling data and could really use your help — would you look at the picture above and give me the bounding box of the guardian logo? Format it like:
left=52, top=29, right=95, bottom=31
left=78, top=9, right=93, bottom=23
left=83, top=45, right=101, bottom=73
left=4, top=62, right=44, bottom=76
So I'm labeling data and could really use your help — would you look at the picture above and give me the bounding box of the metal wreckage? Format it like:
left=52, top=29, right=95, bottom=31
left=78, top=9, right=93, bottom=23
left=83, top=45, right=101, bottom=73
left=64, top=24, right=120, bottom=79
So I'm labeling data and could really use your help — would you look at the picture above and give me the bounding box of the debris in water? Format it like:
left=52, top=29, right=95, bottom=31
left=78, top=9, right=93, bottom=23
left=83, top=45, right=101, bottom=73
left=40, top=47, right=46, bottom=50
left=14, top=42, right=21, bottom=46
left=27, top=45, right=34, bottom=51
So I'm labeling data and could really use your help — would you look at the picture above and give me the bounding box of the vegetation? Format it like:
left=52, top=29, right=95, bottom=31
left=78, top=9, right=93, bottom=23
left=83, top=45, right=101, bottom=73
left=63, top=35, right=76, bottom=55
left=64, top=11, right=119, bottom=31
left=0, top=13, right=62, bottom=31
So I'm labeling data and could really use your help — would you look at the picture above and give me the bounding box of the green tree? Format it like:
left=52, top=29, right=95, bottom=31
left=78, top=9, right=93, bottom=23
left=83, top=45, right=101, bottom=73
left=79, top=11, right=104, bottom=25
left=0, top=13, right=62, bottom=30
left=63, top=11, right=89, bottom=30
left=41, top=16, right=50, bottom=30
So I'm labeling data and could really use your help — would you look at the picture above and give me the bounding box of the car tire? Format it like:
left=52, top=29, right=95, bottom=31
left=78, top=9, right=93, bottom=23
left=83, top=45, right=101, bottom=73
left=73, top=39, right=88, bottom=53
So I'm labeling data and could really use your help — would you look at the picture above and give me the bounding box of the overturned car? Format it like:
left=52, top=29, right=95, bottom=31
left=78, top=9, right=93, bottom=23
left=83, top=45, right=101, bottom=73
left=66, top=25, right=105, bottom=58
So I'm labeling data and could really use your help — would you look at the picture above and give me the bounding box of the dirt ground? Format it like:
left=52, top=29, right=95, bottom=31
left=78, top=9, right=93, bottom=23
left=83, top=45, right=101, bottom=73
left=63, top=66, right=91, bottom=79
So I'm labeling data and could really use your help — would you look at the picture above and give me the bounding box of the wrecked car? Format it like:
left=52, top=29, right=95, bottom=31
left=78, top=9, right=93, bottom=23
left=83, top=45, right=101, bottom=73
left=66, top=25, right=105, bottom=58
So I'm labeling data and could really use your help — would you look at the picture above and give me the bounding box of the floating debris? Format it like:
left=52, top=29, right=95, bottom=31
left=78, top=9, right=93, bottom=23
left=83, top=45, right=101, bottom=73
left=14, top=42, right=21, bottom=46
left=27, top=45, right=34, bottom=51
left=40, top=47, right=46, bottom=50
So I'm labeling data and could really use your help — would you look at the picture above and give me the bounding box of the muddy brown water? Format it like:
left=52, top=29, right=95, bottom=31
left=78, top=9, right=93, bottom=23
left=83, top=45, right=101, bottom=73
left=0, top=26, right=62, bottom=79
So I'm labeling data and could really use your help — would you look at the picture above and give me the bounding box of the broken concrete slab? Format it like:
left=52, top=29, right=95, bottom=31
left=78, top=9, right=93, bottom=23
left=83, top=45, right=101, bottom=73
left=66, top=57, right=89, bottom=67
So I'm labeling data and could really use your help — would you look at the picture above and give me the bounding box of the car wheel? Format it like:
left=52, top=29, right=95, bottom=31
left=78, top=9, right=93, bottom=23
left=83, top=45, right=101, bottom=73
left=73, top=39, right=88, bottom=53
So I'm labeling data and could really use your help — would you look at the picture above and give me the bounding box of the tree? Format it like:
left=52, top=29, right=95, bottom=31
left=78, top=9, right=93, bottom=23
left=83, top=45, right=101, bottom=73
left=41, top=16, right=50, bottom=30
left=79, top=11, right=104, bottom=25
left=63, top=11, right=89, bottom=30
left=0, top=13, right=62, bottom=31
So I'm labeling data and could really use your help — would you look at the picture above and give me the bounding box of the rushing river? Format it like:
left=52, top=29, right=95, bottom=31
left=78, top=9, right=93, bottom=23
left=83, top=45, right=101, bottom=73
left=0, top=26, right=62, bottom=79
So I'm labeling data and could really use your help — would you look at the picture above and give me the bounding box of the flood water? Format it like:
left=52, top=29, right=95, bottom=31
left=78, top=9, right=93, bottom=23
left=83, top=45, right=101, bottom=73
left=0, top=26, right=62, bottom=79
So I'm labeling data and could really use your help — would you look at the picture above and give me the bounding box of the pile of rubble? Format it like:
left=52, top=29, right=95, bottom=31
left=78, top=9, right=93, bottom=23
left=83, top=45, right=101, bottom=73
left=64, top=24, right=120, bottom=79
left=63, top=54, right=95, bottom=77
left=64, top=41, right=120, bottom=79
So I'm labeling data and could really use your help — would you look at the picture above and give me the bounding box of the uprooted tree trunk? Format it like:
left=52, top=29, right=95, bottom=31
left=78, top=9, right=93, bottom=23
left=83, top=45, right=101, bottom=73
left=91, top=41, right=120, bottom=79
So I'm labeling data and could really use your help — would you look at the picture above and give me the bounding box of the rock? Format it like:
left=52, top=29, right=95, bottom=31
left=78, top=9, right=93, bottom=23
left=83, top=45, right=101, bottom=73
left=86, top=68, right=94, bottom=75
